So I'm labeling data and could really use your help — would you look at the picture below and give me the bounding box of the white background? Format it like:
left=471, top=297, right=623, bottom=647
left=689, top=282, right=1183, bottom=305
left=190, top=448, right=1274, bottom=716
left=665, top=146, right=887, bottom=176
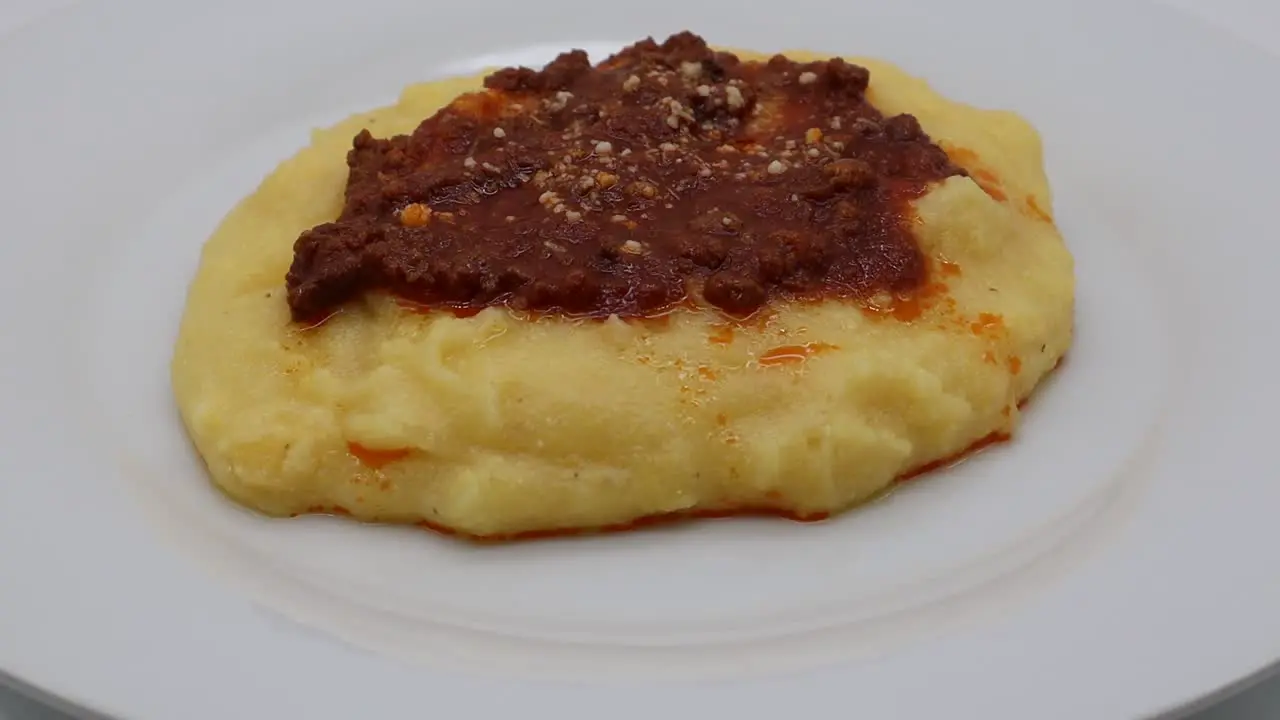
left=0, top=0, right=1275, bottom=717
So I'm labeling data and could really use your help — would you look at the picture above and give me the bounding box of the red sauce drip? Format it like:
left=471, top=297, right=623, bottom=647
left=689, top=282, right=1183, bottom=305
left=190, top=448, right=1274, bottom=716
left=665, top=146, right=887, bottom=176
left=414, top=505, right=833, bottom=544
left=708, top=324, right=735, bottom=345
left=347, top=442, right=412, bottom=469
left=394, top=298, right=484, bottom=318
left=970, top=312, right=1004, bottom=336
left=896, top=431, right=1010, bottom=483
left=757, top=342, right=838, bottom=366
left=1025, top=195, right=1053, bottom=223
left=972, top=170, right=1006, bottom=201
left=305, top=504, right=352, bottom=516
left=939, top=143, right=1007, bottom=201
left=861, top=280, right=950, bottom=322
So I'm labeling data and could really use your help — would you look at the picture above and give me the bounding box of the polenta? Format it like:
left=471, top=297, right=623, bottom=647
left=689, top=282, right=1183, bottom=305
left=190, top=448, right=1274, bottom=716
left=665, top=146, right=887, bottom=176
left=171, top=33, right=1073, bottom=539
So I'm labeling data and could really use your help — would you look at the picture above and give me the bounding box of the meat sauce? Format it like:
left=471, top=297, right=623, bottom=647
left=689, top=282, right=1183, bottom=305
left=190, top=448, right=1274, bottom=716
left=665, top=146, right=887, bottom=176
left=285, top=32, right=964, bottom=322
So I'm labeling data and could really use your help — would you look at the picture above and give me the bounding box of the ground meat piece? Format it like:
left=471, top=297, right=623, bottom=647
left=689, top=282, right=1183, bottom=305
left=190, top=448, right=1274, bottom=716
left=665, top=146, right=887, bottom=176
left=885, top=114, right=925, bottom=141
left=703, top=270, right=766, bottom=316
left=824, top=159, right=877, bottom=189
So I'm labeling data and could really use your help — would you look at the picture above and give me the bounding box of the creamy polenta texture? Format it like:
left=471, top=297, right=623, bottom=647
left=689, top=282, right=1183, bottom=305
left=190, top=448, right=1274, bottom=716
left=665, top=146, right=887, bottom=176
left=171, top=51, right=1073, bottom=538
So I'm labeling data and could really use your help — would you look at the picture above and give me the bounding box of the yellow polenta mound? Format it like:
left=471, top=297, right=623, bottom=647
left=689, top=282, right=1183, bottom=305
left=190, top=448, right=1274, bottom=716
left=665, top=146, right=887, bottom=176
left=171, top=50, right=1073, bottom=539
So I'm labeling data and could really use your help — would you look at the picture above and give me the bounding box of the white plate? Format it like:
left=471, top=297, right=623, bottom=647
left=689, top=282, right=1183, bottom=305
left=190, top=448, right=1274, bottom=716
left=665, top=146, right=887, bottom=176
left=1, top=0, right=1278, bottom=718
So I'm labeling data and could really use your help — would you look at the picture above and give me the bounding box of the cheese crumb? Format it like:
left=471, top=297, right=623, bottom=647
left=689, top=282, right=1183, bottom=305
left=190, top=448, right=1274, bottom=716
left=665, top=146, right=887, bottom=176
left=725, top=85, right=745, bottom=110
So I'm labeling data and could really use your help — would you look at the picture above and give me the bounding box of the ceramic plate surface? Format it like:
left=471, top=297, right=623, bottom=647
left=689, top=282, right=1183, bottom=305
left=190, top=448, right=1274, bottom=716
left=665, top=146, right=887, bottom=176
left=1, top=1, right=1278, bottom=718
